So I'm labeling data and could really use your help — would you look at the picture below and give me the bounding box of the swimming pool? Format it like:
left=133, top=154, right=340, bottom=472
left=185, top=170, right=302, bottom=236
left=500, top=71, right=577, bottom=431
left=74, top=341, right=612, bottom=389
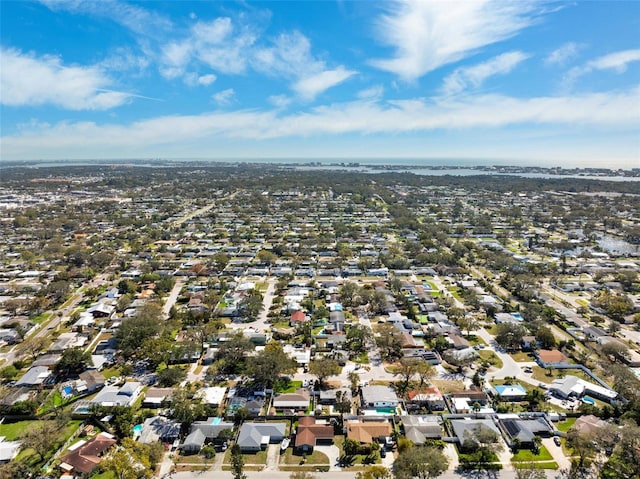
left=133, top=424, right=143, bottom=436
left=511, top=313, right=524, bottom=321
left=211, top=417, right=222, bottom=425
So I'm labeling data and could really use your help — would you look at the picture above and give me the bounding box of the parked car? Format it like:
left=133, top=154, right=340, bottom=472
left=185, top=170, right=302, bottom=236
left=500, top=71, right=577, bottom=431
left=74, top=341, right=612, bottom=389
left=553, top=437, right=561, bottom=446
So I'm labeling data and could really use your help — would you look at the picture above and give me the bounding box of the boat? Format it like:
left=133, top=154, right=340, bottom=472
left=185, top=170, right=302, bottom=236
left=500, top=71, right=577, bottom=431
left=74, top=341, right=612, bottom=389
left=281, top=437, right=290, bottom=451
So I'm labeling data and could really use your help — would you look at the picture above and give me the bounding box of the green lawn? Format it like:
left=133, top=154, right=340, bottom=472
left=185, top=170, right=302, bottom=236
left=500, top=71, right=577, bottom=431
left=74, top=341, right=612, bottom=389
left=0, top=420, right=36, bottom=440
left=556, top=417, right=577, bottom=433
left=90, top=470, right=116, bottom=479
left=512, top=445, right=553, bottom=462
left=477, top=350, right=503, bottom=370
left=223, top=448, right=268, bottom=465
left=352, top=351, right=369, bottom=364
left=275, top=380, right=303, bottom=393
left=531, top=367, right=590, bottom=384
left=512, top=461, right=559, bottom=470
left=510, top=351, right=535, bottom=362
left=281, top=449, right=329, bottom=465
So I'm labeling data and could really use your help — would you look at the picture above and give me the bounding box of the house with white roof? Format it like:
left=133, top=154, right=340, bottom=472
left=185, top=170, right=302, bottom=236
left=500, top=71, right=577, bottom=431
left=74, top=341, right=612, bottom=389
left=550, top=375, right=617, bottom=403
left=198, top=387, right=227, bottom=407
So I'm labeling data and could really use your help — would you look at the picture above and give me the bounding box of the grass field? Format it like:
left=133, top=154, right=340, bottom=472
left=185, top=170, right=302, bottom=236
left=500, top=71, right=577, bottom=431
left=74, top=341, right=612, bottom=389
left=275, top=380, right=303, bottom=393
left=556, top=417, right=577, bottom=432
left=281, top=449, right=329, bottom=465
left=223, top=448, right=268, bottom=465
left=512, top=445, right=553, bottom=462
left=512, top=461, right=559, bottom=470
left=0, top=420, right=36, bottom=440
left=477, top=350, right=503, bottom=370
left=510, top=351, right=535, bottom=362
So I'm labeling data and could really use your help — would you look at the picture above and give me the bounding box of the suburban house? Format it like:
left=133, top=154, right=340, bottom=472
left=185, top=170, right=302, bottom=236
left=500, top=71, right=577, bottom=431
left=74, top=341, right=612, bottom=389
left=290, top=310, right=307, bottom=326
left=492, top=384, right=527, bottom=402
left=198, top=387, right=227, bottom=407
left=227, top=396, right=264, bottom=417
left=88, top=381, right=142, bottom=408
left=15, top=366, right=51, bottom=388
left=449, top=388, right=491, bottom=413
left=406, top=386, right=446, bottom=411
left=272, top=389, right=310, bottom=412
left=450, top=419, right=503, bottom=450
left=318, top=388, right=352, bottom=406
left=181, top=418, right=234, bottom=453
left=48, top=333, right=88, bottom=354
left=570, top=415, right=609, bottom=435
left=550, top=375, right=618, bottom=403
left=400, top=415, right=443, bottom=443
left=76, top=370, right=105, bottom=394
left=360, top=386, right=399, bottom=411
left=497, top=415, right=554, bottom=448
left=345, top=418, right=392, bottom=444
left=59, top=432, right=117, bottom=476
left=535, top=349, right=570, bottom=368
left=0, top=438, right=21, bottom=464
left=236, top=422, right=287, bottom=452
left=142, top=388, right=174, bottom=408
left=137, top=416, right=181, bottom=445
left=294, top=416, right=334, bottom=452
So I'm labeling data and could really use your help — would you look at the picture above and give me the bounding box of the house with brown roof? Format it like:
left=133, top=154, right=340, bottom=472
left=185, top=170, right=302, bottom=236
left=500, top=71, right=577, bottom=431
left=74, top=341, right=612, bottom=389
left=535, top=349, right=570, bottom=368
left=345, top=418, right=392, bottom=444
left=273, top=389, right=310, bottom=412
left=406, top=386, right=445, bottom=411
left=294, top=416, right=334, bottom=452
left=59, top=432, right=117, bottom=476
left=290, top=310, right=307, bottom=326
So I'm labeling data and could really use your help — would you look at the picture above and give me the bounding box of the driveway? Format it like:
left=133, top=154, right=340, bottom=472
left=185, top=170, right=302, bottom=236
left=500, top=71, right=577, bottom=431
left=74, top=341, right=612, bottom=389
left=314, top=444, right=342, bottom=471
left=541, top=437, right=572, bottom=470
left=265, top=444, right=280, bottom=471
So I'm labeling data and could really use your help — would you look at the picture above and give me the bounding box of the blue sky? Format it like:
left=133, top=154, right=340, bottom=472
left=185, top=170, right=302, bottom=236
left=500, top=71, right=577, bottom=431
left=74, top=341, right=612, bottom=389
left=1, top=0, right=639, bottom=167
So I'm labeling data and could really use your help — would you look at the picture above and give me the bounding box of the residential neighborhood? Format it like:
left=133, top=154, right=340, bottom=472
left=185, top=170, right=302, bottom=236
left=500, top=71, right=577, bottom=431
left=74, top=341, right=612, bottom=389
left=0, top=164, right=638, bottom=479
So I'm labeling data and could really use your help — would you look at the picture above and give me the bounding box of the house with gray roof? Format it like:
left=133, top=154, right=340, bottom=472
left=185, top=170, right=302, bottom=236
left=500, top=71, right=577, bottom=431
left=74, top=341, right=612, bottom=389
left=189, top=418, right=234, bottom=441
left=450, top=419, right=503, bottom=450
left=89, top=381, right=142, bottom=407
left=361, top=385, right=399, bottom=410
left=497, top=415, right=554, bottom=448
left=181, top=429, right=206, bottom=453
left=15, top=366, right=51, bottom=388
left=138, top=416, right=181, bottom=445
left=237, top=422, right=286, bottom=452
left=400, top=415, right=443, bottom=443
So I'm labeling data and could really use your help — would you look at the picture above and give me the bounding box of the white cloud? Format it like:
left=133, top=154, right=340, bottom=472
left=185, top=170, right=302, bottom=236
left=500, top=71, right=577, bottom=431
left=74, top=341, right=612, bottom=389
left=564, top=49, right=640, bottom=86
left=252, top=32, right=356, bottom=100
left=197, top=74, right=217, bottom=86
left=160, top=41, right=193, bottom=79
left=39, top=0, right=172, bottom=38
left=3, top=87, right=637, bottom=160
left=157, top=25, right=354, bottom=98
left=158, top=17, right=257, bottom=81
left=370, top=0, right=544, bottom=80
left=585, top=49, right=640, bottom=73
left=212, top=88, right=235, bottom=106
left=357, top=85, right=385, bottom=99
left=293, top=67, right=357, bottom=100
left=0, top=47, right=129, bottom=110
left=441, top=51, right=529, bottom=96
left=545, top=42, right=581, bottom=66
left=268, top=94, right=292, bottom=108
left=184, top=73, right=218, bottom=86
